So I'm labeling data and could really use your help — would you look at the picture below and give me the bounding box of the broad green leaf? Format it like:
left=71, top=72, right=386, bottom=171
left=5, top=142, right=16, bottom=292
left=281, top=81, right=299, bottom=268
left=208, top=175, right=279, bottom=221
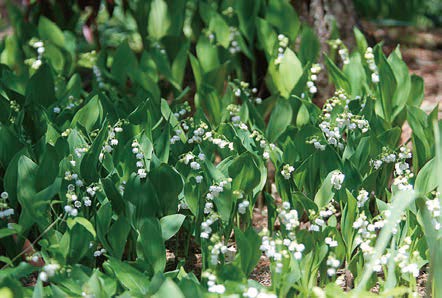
left=234, top=227, right=261, bottom=276
left=375, top=46, right=397, bottom=123
left=266, top=0, right=300, bottom=41
left=152, top=279, right=184, bottom=298
left=256, top=18, right=277, bottom=60
left=148, top=0, right=171, bottom=40
left=71, top=95, right=103, bottom=132
left=353, top=27, right=368, bottom=57
left=299, top=26, right=320, bottom=64
left=314, top=170, right=338, bottom=208
left=67, top=217, right=96, bottom=238
left=160, top=214, right=186, bottom=241
left=25, top=63, right=56, bottom=107
left=38, top=16, right=65, bottom=48
left=150, top=164, right=183, bottom=215
left=138, top=218, right=166, bottom=273
left=105, top=258, right=149, bottom=295
left=80, top=120, right=108, bottom=184
left=324, top=55, right=351, bottom=93
left=266, top=98, right=293, bottom=142
left=267, top=49, right=303, bottom=98
left=228, top=152, right=261, bottom=194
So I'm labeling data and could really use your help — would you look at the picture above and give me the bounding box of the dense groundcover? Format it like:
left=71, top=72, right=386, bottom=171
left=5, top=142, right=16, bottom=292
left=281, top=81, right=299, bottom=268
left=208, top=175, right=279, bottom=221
left=0, top=1, right=440, bottom=297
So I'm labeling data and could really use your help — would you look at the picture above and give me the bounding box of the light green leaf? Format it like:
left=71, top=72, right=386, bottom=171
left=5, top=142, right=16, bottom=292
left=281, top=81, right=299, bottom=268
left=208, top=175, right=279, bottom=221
left=160, top=214, right=186, bottom=241
left=148, top=0, right=170, bottom=40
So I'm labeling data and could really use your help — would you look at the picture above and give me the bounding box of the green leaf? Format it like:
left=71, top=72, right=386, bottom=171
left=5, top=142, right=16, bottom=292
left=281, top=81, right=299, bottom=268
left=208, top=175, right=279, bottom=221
left=375, top=46, right=397, bottom=123
left=228, top=152, right=261, bottom=194
left=111, top=42, right=138, bottom=86
left=67, top=217, right=96, bottom=238
left=152, top=279, right=184, bottom=298
left=296, top=103, right=310, bottom=127
left=105, top=257, right=149, bottom=295
left=388, top=48, right=410, bottom=119
left=208, top=14, right=231, bottom=48
left=138, top=218, right=166, bottom=273
left=266, top=98, right=293, bottom=142
left=256, top=18, right=277, bottom=60
left=314, top=170, right=338, bottom=209
left=344, top=52, right=367, bottom=98
left=353, top=27, right=368, bottom=57
left=324, top=55, right=351, bottom=93
left=25, top=63, right=56, bottom=107
left=415, top=158, right=437, bottom=194
left=71, top=95, right=103, bottom=132
left=299, top=26, right=320, bottom=64
left=196, top=35, right=219, bottom=73
left=266, top=0, right=300, bottom=41
left=32, top=279, right=44, bottom=298
left=107, top=217, right=131, bottom=260
left=38, top=16, right=65, bottom=48
left=150, top=164, right=183, bottom=215
left=234, top=227, right=261, bottom=276
left=80, top=120, right=108, bottom=184
left=148, top=0, right=171, bottom=40
left=356, top=191, right=417, bottom=292
left=267, top=49, right=303, bottom=98
left=407, top=75, right=424, bottom=107
left=160, top=214, right=186, bottom=241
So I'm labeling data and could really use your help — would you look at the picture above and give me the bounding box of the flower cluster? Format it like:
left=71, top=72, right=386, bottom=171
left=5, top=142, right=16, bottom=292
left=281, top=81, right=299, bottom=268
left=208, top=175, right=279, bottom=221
left=201, top=215, right=218, bottom=239
left=233, top=81, right=262, bottom=104
left=307, top=137, right=326, bottom=151
left=173, top=101, right=191, bottom=119
left=364, top=47, right=379, bottom=83
left=203, top=130, right=235, bottom=151
left=250, top=130, right=277, bottom=160
left=228, top=27, right=241, bottom=54
left=353, top=212, right=384, bottom=258
left=370, top=147, right=397, bottom=170
left=306, top=64, right=322, bottom=94
left=181, top=152, right=206, bottom=171
left=131, top=139, right=148, bottom=179
left=203, top=272, right=226, bottom=294
left=39, top=263, right=60, bottom=282
left=279, top=204, right=300, bottom=231
left=7, top=100, right=21, bottom=123
left=238, top=199, right=250, bottom=215
left=93, top=65, right=105, bottom=89
left=274, top=34, right=289, bottom=65
left=0, top=192, right=14, bottom=219
left=64, top=171, right=97, bottom=216
left=93, top=247, right=107, bottom=257
left=243, top=287, right=276, bottom=298
left=392, top=146, right=413, bottom=191
left=280, top=164, right=295, bottom=180
left=356, top=189, right=370, bottom=208
left=29, top=40, right=45, bottom=69
left=326, top=255, right=341, bottom=276
left=99, top=123, right=123, bottom=161
left=331, top=171, right=345, bottom=190
left=308, top=202, right=337, bottom=232
left=209, top=241, right=228, bottom=265
left=260, top=233, right=305, bottom=274
left=394, top=237, right=421, bottom=277
left=330, top=39, right=349, bottom=65
left=426, top=192, right=441, bottom=230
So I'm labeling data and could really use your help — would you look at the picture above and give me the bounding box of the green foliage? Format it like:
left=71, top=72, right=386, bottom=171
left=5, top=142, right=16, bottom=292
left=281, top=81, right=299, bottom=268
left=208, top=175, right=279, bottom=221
left=0, top=1, right=438, bottom=297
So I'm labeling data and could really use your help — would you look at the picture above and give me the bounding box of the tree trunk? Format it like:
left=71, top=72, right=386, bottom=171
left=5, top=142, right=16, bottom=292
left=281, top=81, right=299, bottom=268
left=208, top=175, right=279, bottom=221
left=293, top=0, right=358, bottom=101
left=294, top=0, right=358, bottom=51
